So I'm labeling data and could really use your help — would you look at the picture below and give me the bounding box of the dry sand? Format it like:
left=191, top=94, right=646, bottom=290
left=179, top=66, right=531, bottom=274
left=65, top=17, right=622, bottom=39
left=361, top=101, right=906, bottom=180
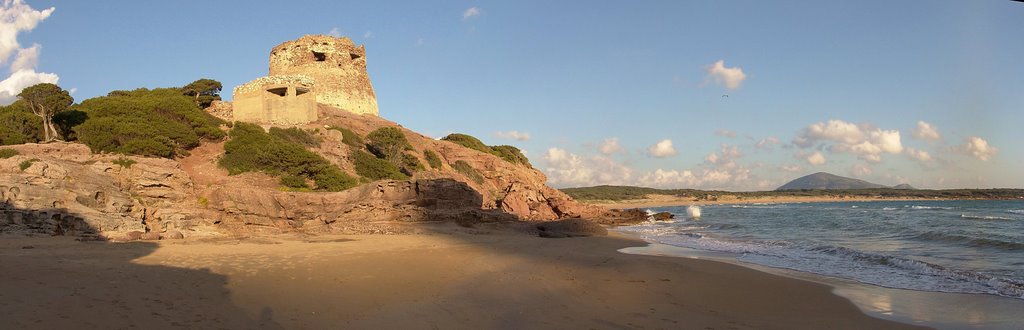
left=0, top=224, right=926, bottom=329
left=593, top=194, right=948, bottom=209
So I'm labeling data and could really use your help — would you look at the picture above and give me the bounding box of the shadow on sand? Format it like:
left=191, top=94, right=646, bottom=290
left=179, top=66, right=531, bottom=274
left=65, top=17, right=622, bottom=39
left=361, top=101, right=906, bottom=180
left=0, top=201, right=282, bottom=329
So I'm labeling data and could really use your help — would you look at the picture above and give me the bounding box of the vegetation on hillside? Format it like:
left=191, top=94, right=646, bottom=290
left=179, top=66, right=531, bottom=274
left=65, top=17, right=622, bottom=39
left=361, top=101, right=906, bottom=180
left=351, top=149, right=408, bottom=180
left=0, top=101, right=43, bottom=145
left=560, top=185, right=1024, bottom=201
left=328, top=126, right=363, bottom=147
left=18, top=83, right=73, bottom=142
left=219, top=122, right=357, bottom=191
left=441, top=133, right=530, bottom=166
left=452, top=160, right=484, bottom=184
left=269, top=126, right=319, bottom=147
left=179, top=78, right=222, bottom=108
left=0, top=148, right=18, bottom=159
left=72, top=83, right=226, bottom=157
left=423, top=149, right=442, bottom=169
left=365, top=127, right=424, bottom=176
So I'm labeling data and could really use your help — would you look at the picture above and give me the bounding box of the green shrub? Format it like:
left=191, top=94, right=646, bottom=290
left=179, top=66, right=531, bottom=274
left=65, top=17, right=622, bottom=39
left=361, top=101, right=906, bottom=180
left=279, top=174, right=309, bottom=188
left=219, top=122, right=357, bottom=192
left=442, top=133, right=532, bottom=167
left=400, top=153, right=425, bottom=175
left=352, top=150, right=408, bottom=181
left=423, top=149, right=442, bottom=169
left=73, top=87, right=225, bottom=157
left=19, top=159, right=36, bottom=171
left=452, top=160, right=484, bottom=184
left=0, top=148, right=18, bottom=159
left=366, top=127, right=412, bottom=161
left=491, top=145, right=530, bottom=166
left=113, top=156, right=137, bottom=168
left=52, top=110, right=88, bottom=141
left=270, top=127, right=319, bottom=147
left=0, top=101, right=43, bottom=145
left=441, top=133, right=491, bottom=154
left=328, top=126, right=364, bottom=147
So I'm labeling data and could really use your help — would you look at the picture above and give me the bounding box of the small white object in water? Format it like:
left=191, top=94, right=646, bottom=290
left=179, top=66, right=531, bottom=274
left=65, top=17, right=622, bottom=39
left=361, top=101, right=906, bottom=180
left=687, top=205, right=702, bottom=219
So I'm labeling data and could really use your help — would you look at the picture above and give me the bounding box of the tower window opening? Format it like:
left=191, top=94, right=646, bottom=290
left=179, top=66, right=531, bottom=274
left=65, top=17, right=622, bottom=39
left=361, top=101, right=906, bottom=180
left=313, top=51, right=326, bottom=61
left=267, top=87, right=288, bottom=97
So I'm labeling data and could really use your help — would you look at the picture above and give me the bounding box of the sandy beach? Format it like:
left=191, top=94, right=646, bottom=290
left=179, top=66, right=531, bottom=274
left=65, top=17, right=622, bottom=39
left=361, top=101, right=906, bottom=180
left=0, top=224, right=924, bottom=329
left=591, top=194, right=951, bottom=210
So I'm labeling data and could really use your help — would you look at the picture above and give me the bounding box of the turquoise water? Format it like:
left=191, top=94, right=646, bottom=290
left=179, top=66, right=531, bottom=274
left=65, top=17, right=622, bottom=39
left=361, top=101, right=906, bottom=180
left=618, top=200, right=1024, bottom=299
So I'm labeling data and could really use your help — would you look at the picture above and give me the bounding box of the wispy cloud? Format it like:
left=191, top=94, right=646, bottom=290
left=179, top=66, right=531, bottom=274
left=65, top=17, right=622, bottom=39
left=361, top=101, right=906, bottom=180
left=911, top=121, right=941, bottom=141
left=705, top=60, right=747, bottom=90
left=328, top=27, right=342, bottom=37
left=714, top=129, right=737, bottom=138
left=494, top=130, right=530, bottom=141
left=599, top=137, right=625, bottom=155
left=462, top=7, right=482, bottom=20
left=363, top=31, right=374, bottom=39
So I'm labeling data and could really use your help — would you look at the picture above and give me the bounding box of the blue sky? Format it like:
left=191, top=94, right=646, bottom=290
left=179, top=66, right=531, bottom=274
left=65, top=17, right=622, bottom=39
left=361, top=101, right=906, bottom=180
left=5, top=1, right=1023, bottom=190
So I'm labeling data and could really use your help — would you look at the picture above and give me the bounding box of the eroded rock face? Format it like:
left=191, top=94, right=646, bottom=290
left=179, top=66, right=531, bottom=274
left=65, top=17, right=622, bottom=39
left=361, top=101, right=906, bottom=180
left=0, top=143, right=201, bottom=237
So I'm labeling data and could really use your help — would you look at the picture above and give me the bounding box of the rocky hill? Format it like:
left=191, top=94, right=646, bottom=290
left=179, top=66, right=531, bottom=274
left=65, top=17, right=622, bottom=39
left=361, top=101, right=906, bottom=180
left=776, top=172, right=888, bottom=190
left=0, top=104, right=608, bottom=240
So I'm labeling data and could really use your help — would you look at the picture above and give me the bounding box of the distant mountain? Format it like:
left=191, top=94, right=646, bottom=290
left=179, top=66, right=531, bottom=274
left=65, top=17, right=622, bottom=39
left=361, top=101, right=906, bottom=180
left=892, top=183, right=916, bottom=190
left=776, top=172, right=888, bottom=190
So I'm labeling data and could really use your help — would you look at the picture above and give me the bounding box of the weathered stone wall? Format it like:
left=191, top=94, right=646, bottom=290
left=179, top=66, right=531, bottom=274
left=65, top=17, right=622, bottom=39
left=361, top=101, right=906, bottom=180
left=269, top=35, right=379, bottom=116
left=232, top=75, right=317, bottom=125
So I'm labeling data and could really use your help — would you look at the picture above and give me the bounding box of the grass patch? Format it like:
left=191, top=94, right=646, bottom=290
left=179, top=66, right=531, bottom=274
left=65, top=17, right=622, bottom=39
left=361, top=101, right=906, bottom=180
left=219, top=122, right=357, bottom=191
left=19, top=158, right=38, bottom=171
left=113, top=156, right=137, bottom=168
left=0, top=148, right=18, bottom=159
left=452, top=160, right=484, bottom=184
left=423, top=149, right=442, bottom=169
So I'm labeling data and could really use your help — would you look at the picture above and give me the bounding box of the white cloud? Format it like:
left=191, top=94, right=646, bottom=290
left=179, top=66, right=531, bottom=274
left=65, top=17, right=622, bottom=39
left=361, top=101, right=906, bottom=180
left=705, top=60, right=747, bottom=90
left=647, top=139, right=677, bottom=158
left=328, top=27, right=342, bottom=37
left=0, top=0, right=54, bottom=62
left=905, top=147, right=932, bottom=163
left=494, top=130, right=530, bottom=141
left=795, top=119, right=903, bottom=163
left=850, top=163, right=872, bottom=177
left=780, top=164, right=802, bottom=172
left=10, top=43, right=37, bottom=71
left=961, top=136, right=997, bottom=161
left=363, top=31, right=374, bottom=39
left=714, top=129, right=737, bottom=138
left=0, top=0, right=58, bottom=105
left=756, top=136, right=780, bottom=150
left=543, top=147, right=633, bottom=187
left=462, top=7, right=481, bottom=19
left=803, top=150, right=827, bottom=166
left=911, top=121, right=941, bottom=141
left=599, top=137, right=624, bottom=155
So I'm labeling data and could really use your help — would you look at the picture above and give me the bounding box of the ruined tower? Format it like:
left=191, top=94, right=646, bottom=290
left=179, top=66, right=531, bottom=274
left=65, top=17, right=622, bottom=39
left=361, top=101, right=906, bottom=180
left=268, top=35, right=379, bottom=116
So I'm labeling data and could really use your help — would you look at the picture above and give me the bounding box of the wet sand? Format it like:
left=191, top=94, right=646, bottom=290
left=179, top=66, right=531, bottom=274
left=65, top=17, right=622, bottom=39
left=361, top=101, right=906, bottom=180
left=0, top=225, right=925, bottom=329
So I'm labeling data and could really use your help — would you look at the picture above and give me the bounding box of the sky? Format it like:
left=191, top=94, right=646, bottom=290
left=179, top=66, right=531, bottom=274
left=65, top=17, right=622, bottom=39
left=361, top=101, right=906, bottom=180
left=3, top=0, right=1023, bottom=190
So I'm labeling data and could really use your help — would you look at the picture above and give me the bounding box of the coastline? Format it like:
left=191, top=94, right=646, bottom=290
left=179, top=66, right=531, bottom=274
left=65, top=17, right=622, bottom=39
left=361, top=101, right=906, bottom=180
left=589, top=194, right=957, bottom=209
left=615, top=237, right=1024, bottom=329
left=0, top=224, right=924, bottom=329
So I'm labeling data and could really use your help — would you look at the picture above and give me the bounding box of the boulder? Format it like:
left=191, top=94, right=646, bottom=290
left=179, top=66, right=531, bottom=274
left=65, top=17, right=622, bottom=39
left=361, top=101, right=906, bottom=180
left=124, top=231, right=144, bottom=241
left=652, top=212, right=674, bottom=221
left=140, top=232, right=161, bottom=241
left=161, top=230, right=184, bottom=240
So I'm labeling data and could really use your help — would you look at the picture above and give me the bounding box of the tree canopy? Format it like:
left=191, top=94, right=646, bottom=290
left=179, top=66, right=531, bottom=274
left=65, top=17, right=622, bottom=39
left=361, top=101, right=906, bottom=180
left=18, top=83, right=73, bottom=142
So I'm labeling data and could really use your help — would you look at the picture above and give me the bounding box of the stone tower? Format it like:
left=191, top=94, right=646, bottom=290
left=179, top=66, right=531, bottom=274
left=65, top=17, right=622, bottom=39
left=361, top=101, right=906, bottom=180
left=268, top=35, right=379, bottom=116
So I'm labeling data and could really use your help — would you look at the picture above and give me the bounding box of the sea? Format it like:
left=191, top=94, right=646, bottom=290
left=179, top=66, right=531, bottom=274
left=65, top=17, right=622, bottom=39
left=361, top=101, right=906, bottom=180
left=617, top=200, right=1024, bottom=301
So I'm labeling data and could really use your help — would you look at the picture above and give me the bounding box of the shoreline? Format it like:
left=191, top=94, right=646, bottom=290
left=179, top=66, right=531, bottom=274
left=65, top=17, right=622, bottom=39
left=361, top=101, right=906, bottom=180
left=0, top=224, right=924, bottom=329
left=588, top=194, right=961, bottom=209
left=613, top=235, right=1024, bottom=329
